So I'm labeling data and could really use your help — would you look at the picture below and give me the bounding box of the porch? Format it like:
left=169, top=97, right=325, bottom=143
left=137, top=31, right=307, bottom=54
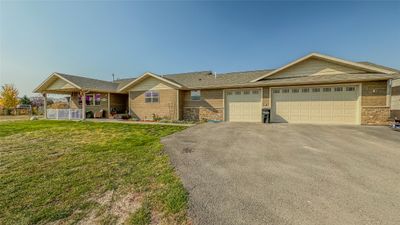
left=43, top=92, right=128, bottom=120
left=34, top=72, right=130, bottom=120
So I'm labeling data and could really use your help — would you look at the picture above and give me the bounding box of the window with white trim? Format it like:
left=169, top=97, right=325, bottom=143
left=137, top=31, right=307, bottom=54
left=312, top=88, right=320, bottom=92
left=191, top=90, right=201, bottom=101
left=292, top=88, right=300, bottom=93
left=346, top=87, right=356, bottom=92
left=334, top=87, right=343, bottom=92
left=144, top=91, right=159, bottom=103
left=323, top=87, right=331, bottom=92
left=272, top=89, right=280, bottom=94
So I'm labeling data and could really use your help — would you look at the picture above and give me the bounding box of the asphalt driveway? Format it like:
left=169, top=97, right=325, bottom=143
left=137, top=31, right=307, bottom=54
left=162, top=123, right=400, bottom=225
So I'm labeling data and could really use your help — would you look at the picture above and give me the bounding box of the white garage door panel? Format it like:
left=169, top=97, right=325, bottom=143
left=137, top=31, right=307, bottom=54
left=225, top=89, right=262, bottom=122
left=271, top=86, right=359, bottom=124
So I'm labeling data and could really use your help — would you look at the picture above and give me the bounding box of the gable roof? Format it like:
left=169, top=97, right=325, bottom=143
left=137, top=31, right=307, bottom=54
left=33, top=72, right=82, bottom=93
left=119, top=72, right=183, bottom=91
left=56, top=73, right=120, bottom=92
left=251, top=53, right=396, bottom=82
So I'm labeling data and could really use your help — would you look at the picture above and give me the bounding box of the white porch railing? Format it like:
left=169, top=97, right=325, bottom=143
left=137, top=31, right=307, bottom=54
left=47, top=109, right=82, bottom=120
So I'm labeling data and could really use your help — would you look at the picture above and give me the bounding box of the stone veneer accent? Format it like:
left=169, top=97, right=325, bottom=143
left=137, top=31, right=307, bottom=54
left=183, top=107, right=223, bottom=121
left=361, top=107, right=391, bottom=125
left=360, top=81, right=390, bottom=125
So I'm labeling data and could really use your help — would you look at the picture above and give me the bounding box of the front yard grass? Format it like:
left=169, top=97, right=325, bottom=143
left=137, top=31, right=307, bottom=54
left=0, top=120, right=188, bottom=225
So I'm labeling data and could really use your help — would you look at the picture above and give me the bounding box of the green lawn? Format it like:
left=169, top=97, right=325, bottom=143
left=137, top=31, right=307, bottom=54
left=0, top=120, right=189, bottom=225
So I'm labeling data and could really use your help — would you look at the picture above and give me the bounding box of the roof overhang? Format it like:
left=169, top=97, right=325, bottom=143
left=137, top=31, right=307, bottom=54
left=119, top=72, right=182, bottom=92
left=251, top=53, right=396, bottom=82
left=33, top=72, right=82, bottom=93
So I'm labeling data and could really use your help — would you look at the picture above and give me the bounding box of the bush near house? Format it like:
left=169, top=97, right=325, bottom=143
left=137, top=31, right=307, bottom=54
left=0, top=121, right=189, bottom=225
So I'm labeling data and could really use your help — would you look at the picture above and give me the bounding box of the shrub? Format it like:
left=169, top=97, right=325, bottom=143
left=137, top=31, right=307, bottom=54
left=152, top=113, right=162, bottom=122
left=86, top=111, right=94, bottom=118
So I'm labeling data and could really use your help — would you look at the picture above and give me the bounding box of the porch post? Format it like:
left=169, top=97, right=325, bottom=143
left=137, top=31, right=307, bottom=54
left=43, top=93, right=47, bottom=119
left=128, top=91, right=131, bottom=115
left=82, top=92, right=86, bottom=120
left=107, top=92, right=111, bottom=118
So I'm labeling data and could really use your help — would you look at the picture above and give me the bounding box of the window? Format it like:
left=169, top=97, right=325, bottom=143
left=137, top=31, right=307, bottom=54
left=235, top=91, right=241, bottom=95
left=94, top=94, right=101, bottom=105
left=272, top=89, right=280, bottom=94
left=334, top=87, right=343, bottom=92
left=282, top=89, right=290, bottom=93
left=226, top=91, right=232, bottom=95
left=292, top=88, right=300, bottom=93
left=243, top=90, right=250, bottom=95
left=252, top=90, right=260, bottom=94
left=145, top=91, right=159, bottom=103
left=312, top=88, right=320, bottom=92
left=302, top=88, right=309, bottom=93
left=79, top=94, right=98, bottom=106
left=346, top=87, right=355, bottom=92
left=323, top=87, right=331, bottom=92
left=191, top=90, right=201, bottom=101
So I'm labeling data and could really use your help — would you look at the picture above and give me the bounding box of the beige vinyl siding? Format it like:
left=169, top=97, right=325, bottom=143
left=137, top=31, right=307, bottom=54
left=182, top=89, right=223, bottom=108
left=130, top=77, right=175, bottom=91
left=391, top=79, right=400, bottom=110
left=268, top=59, right=364, bottom=79
left=129, top=89, right=178, bottom=120
left=47, top=79, right=76, bottom=90
left=262, top=87, right=270, bottom=107
left=361, top=81, right=387, bottom=106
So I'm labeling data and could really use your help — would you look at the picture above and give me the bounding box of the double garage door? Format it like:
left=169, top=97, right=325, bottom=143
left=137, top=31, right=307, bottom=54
left=224, top=85, right=360, bottom=124
left=271, top=85, right=360, bottom=124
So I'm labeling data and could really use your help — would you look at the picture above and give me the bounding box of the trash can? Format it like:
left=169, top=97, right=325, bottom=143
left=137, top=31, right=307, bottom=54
left=262, top=108, right=270, bottom=123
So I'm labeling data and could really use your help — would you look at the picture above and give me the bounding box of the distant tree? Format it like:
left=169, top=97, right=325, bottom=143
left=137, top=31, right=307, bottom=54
left=20, top=95, right=32, bottom=105
left=0, top=84, right=19, bottom=109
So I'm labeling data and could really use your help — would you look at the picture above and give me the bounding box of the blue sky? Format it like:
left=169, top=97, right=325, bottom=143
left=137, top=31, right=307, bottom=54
left=1, top=1, right=399, bottom=96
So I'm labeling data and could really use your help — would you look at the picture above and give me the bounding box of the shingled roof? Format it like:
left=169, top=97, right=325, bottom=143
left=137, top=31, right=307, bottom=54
left=163, top=69, right=273, bottom=89
left=35, top=57, right=400, bottom=93
left=358, top=62, right=400, bottom=73
left=56, top=73, right=120, bottom=92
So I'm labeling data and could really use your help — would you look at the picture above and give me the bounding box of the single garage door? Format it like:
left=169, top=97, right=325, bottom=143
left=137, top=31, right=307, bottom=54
left=225, top=89, right=262, bottom=122
left=271, top=85, right=360, bottom=124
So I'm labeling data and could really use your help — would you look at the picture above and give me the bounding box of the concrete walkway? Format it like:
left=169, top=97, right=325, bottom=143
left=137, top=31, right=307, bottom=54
left=85, top=118, right=196, bottom=126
